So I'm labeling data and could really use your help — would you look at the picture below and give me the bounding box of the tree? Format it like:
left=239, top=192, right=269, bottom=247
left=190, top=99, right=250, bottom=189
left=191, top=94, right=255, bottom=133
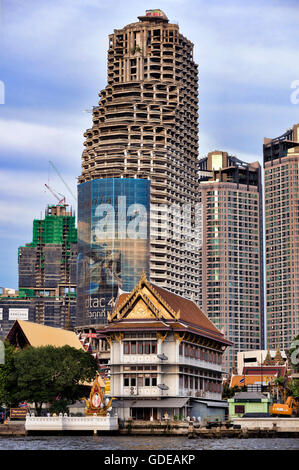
left=0, top=341, right=19, bottom=408
left=13, top=345, right=98, bottom=415
left=222, top=383, right=241, bottom=399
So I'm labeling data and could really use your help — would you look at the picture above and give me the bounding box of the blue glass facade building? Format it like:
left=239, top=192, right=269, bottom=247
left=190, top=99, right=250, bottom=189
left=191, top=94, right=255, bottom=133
left=77, top=178, right=150, bottom=325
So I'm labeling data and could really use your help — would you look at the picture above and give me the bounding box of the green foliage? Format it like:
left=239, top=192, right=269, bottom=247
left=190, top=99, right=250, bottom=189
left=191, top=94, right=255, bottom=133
left=131, top=45, right=142, bottom=54
left=0, top=341, right=19, bottom=408
left=49, top=399, right=69, bottom=415
left=222, top=383, right=241, bottom=399
left=1, top=344, right=97, bottom=415
left=274, top=376, right=285, bottom=386
left=289, top=379, right=299, bottom=399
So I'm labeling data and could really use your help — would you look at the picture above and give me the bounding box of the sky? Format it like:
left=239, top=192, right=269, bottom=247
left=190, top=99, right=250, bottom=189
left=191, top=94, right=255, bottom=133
left=0, top=0, right=299, bottom=289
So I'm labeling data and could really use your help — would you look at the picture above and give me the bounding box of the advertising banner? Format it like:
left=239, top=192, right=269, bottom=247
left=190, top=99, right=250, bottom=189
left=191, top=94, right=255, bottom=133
left=8, top=308, right=29, bottom=321
left=77, top=178, right=150, bottom=325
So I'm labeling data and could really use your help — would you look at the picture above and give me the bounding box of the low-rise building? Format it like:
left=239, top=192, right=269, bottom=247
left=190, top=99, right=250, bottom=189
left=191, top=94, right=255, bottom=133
left=75, top=326, right=110, bottom=375
left=99, top=272, right=231, bottom=421
left=230, top=348, right=288, bottom=392
left=228, top=391, right=271, bottom=418
left=237, top=349, right=287, bottom=374
left=5, top=319, right=83, bottom=350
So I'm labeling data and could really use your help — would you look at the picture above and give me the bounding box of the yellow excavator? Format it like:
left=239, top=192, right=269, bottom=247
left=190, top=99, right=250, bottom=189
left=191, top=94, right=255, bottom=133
left=270, top=378, right=299, bottom=417
left=270, top=396, right=299, bottom=417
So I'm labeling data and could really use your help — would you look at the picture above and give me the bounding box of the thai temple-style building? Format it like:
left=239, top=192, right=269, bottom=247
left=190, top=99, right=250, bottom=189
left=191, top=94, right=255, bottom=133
left=98, top=271, right=231, bottom=421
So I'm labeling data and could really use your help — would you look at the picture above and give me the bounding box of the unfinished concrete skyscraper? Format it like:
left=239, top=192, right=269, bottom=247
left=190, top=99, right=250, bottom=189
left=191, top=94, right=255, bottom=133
left=77, top=10, right=200, bottom=326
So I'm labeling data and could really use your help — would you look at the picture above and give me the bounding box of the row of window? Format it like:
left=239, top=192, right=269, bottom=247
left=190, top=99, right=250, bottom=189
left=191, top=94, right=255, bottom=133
left=179, top=343, right=222, bottom=364
left=179, top=375, right=222, bottom=393
left=123, top=341, right=157, bottom=355
left=124, top=375, right=157, bottom=387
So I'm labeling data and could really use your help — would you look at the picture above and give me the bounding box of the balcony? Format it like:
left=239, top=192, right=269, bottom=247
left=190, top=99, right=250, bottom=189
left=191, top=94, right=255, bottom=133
left=179, top=389, right=221, bottom=401
left=179, top=355, right=223, bottom=372
left=123, top=387, right=162, bottom=397
left=122, top=354, right=159, bottom=364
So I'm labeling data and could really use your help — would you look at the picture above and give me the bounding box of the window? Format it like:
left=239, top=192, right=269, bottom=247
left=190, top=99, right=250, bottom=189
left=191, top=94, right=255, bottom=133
left=123, top=340, right=157, bottom=354
left=235, top=405, right=245, bottom=414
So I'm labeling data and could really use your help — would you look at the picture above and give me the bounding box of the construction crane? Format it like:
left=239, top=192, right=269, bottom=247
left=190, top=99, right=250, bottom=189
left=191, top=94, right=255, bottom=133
left=44, top=183, right=66, bottom=205
left=49, top=161, right=77, bottom=202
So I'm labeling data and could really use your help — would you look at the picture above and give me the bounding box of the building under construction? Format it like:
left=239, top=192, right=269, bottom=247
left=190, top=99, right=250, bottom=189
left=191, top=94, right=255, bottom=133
left=0, top=204, right=77, bottom=339
left=77, top=9, right=201, bottom=326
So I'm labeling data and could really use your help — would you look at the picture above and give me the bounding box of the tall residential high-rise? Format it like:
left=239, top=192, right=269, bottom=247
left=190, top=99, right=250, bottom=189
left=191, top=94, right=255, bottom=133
left=198, top=151, right=264, bottom=371
left=263, top=123, right=299, bottom=350
left=77, top=10, right=200, bottom=326
left=0, top=203, right=77, bottom=339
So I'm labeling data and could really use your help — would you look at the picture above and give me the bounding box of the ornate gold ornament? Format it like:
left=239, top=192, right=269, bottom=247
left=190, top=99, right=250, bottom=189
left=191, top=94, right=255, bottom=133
left=110, top=271, right=180, bottom=322
left=81, top=374, right=115, bottom=416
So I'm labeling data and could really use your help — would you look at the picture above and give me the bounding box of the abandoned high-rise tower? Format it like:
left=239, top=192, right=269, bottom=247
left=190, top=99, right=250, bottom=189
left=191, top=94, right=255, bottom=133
left=77, top=10, right=200, bottom=326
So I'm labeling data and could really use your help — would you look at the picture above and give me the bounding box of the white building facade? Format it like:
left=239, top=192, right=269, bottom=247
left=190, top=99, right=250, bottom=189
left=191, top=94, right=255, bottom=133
left=100, top=273, right=231, bottom=420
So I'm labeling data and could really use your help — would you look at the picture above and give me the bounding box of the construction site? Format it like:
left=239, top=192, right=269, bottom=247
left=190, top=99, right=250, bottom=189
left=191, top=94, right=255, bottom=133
left=0, top=184, right=77, bottom=338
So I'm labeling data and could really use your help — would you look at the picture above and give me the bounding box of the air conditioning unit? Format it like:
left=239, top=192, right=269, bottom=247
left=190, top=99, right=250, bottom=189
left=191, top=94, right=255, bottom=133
left=130, top=386, right=138, bottom=396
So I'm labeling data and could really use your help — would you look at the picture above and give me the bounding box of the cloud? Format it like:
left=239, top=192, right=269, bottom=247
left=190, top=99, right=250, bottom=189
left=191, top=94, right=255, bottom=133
left=0, top=115, right=88, bottom=177
left=0, top=168, right=77, bottom=227
left=1, top=0, right=299, bottom=289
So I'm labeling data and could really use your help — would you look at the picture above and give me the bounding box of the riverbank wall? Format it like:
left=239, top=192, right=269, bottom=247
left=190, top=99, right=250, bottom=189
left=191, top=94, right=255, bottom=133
left=2, top=418, right=299, bottom=438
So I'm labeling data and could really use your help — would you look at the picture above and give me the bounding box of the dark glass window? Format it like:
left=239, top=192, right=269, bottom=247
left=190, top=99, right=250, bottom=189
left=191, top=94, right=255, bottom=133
left=235, top=405, right=245, bottom=414
left=131, top=377, right=136, bottom=387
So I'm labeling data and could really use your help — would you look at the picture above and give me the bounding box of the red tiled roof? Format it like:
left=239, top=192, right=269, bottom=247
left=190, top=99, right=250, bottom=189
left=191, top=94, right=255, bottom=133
left=114, top=282, right=231, bottom=345
left=152, top=284, right=220, bottom=334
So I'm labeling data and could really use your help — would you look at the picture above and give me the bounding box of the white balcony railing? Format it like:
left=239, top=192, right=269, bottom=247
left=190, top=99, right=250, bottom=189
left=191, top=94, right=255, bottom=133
left=179, top=356, right=223, bottom=372
left=122, top=354, right=159, bottom=364
left=123, top=387, right=163, bottom=397
left=179, top=389, right=222, bottom=401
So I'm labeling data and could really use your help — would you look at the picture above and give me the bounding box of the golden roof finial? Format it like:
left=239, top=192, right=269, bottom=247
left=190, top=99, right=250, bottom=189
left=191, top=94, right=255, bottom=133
left=263, top=348, right=274, bottom=366
left=274, top=345, right=284, bottom=365
left=141, top=268, right=147, bottom=281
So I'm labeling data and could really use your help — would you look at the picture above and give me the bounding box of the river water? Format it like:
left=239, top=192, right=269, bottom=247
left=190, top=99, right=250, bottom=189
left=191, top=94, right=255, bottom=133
left=0, top=435, right=299, bottom=450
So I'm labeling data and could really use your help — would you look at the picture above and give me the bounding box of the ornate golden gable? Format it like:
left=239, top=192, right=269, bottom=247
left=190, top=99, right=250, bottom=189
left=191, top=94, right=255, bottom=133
left=110, top=270, right=180, bottom=322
